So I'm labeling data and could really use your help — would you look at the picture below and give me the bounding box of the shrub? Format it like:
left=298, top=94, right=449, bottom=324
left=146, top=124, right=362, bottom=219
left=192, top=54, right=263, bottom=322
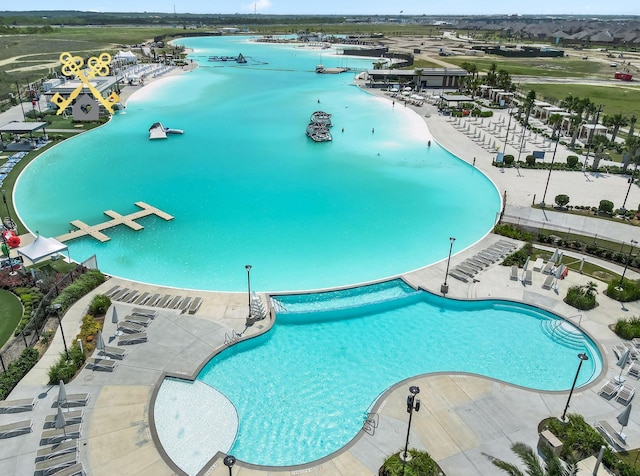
left=598, top=199, right=614, bottom=215
left=503, top=154, right=514, bottom=166
left=47, top=343, right=86, bottom=384
left=493, top=223, right=533, bottom=242
left=88, top=294, right=111, bottom=316
left=0, top=347, right=40, bottom=400
left=502, top=245, right=532, bottom=267
left=565, top=282, right=598, bottom=310
left=555, top=194, right=570, bottom=207
left=51, top=270, right=106, bottom=312
left=380, top=449, right=441, bottom=476
left=614, top=316, right=640, bottom=339
left=525, top=155, right=536, bottom=166
left=567, top=155, right=579, bottom=168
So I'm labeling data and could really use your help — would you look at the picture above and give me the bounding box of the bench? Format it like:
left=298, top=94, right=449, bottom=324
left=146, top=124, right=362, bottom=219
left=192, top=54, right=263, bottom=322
left=538, top=430, right=563, bottom=456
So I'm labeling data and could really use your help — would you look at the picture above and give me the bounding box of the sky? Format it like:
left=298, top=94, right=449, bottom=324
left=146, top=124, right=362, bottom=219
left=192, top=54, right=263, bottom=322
left=1, top=1, right=638, bottom=16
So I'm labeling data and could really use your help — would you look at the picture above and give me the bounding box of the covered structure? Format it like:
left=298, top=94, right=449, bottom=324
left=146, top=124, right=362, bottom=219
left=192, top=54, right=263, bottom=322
left=438, top=93, right=474, bottom=110
left=17, top=235, right=69, bottom=264
left=113, top=51, right=137, bottom=64
left=579, top=124, right=608, bottom=142
left=0, top=122, right=47, bottom=152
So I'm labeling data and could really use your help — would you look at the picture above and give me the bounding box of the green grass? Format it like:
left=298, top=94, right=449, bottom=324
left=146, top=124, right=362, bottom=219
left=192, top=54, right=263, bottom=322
left=521, top=83, right=640, bottom=118
left=446, top=56, right=609, bottom=78
left=0, top=289, right=23, bottom=348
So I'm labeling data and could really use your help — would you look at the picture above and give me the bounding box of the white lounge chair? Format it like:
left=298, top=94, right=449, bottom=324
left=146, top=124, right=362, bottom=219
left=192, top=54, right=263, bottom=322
left=133, top=292, right=150, bottom=305
left=53, top=393, right=90, bottom=408
left=628, top=362, right=640, bottom=379
left=50, top=462, right=85, bottom=476
left=542, top=261, right=554, bottom=274
left=188, top=297, right=203, bottom=315
left=616, top=384, right=635, bottom=405
left=542, top=274, right=554, bottom=290
left=99, top=345, right=127, bottom=360
left=41, top=423, right=81, bottom=444
left=44, top=409, right=83, bottom=428
left=34, top=451, right=77, bottom=475
left=156, top=295, right=172, bottom=307
left=103, top=285, right=120, bottom=297
left=86, top=358, right=117, bottom=372
left=533, top=258, right=544, bottom=271
left=131, top=308, right=157, bottom=318
left=0, top=397, right=37, bottom=413
left=36, top=440, right=78, bottom=462
left=0, top=419, right=32, bottom=439
left=524, top=269, right=533, bottom=285
left=178, top=297, right=192, bottom=313
left=117, top=332, right=148, bottom=345
left=118, top=321, right=145, bottom=334
left=510, top=266, right=518, bottom=281
left=599, top=380, right=621, bottom=398
left=595, top=420, right=627, bottom=449
left=124, top=315, right=152, bottom=326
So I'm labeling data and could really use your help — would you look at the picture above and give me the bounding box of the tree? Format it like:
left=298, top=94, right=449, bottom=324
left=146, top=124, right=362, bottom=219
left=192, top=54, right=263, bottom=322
left=555, top=194, right=570, bottom=207
left=414, top=68, right=423, bottom=91
left=496, top=69, right=512, bottom=91
left=568, top=115, right=582, bottom=148
left=485, top=62, right=498, bottom=86
left=603, top=113, right=629, bottom=143
left=628, top=114, right=637, bottom=138
left=599, top=199, right=614, bottom=214
left=548, top=113, right=563, bottom=140
left=523, top=90, right=536, bottom=127
left=484, top=442, right=577, bottom=476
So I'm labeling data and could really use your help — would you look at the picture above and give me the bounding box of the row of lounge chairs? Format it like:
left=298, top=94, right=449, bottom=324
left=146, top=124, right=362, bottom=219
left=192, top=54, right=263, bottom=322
left=599, top=379, right=635, bottom=405
left=104, top=285, right=203, bottom=315
left=0, top=395, right=39, bottom=439
left=449, top=240, right=517, bottom=283
left=114, top=307, right=156, bottom=347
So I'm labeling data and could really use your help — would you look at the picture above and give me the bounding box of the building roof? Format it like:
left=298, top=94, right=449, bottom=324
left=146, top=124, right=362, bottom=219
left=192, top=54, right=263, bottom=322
left=0, top=121, right=47, bottom=133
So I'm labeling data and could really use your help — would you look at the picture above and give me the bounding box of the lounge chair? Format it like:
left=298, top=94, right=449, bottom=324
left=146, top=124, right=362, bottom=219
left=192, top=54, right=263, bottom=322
left=41, top=424, right=81, bottom=444
left=99, top=345, right=127, bottom=360
left=510, top=266, right=518, bottom=281
left=613, top=344, right=632, bottom=362
left=0, top=397, right=37, bottom=414
left=524, top=269, right=533, bottom=285
left=454, top=266, right=475, bottom=278
left=34, top=452, right=77, bottom=475
left=117, top=332, right=148, bottom=346
left=131, top=308, right=157, bottom=318
left=542, top=274, right=554, bottom=290
left=599, top=380, right=621, bottom=398
left=50, top=463, right=85, bottom=476
left=118, top=321, right=145, bottom=334
left=53, top=394, right=90, bottom=408
left=168, top=296, right=183, bottom=309
left=178, top=297, right=192, bottom=313
left=622, top=342, right=640, bottom=360
left=44, top=409, right=83, bottom=428
left=0, top=419, right=32, bottom=439
left=86, top=358, right=117, bottom=372
left=633, top=337, right=640, bottom=348
left=156, top=295, right=172, bottom=308
left=448, top=271, right=468, bottom=283
left=188, top=297, right=203, bottom=315
left=462, top=260, right=483, bottom=271
left=595, top=420, right=627, bottom=449
left=132, top=292, right=150, bottom=305
left=124, top=315, right=152, bottom=326
left=110, top=288, right=130, bottom=301
left=36, top=440, right=78, bottom=462
left=467, top=257, right=488, bottom=268
left=616, top=384, right=635, bottom=405
left=533, top=258, right=544, bottom=272
left=145, top=294, right=161, bottom=307
left=472, top=255, right=493, bottom=265
left=103, top=285, right=120, bottom=297
left=124, top=291, right=140, bottom=304
left=542, top=261, right=554, bottom=274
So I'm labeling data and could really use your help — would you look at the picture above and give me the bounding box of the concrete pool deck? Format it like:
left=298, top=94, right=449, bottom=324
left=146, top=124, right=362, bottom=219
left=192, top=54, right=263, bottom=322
left=3, top=73, right=640, bottom=475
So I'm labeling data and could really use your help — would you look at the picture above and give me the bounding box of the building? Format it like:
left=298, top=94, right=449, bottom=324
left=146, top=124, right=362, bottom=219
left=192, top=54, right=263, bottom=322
left=364, top=68, right=468, bottom=90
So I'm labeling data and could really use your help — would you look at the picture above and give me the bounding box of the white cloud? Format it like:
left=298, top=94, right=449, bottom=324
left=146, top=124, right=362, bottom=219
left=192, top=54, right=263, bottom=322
left=242, top=0, right=272, bottom=12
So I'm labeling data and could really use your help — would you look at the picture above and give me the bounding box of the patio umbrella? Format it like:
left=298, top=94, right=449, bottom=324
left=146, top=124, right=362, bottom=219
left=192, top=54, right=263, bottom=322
left=111, top=307, right=118, bottom=324
left=579, top=257, right=585, bottom=274
left=617, top=403, right=632, bottom=433
left=551, top=248, right=559, bottom=264
left=617, top=349, right=631, bottom=379
left=557, top=251, right=564, bottom=265
left=97, top=331, right=105, bottom=355
left=57, top=380, right=67, bottom=408
left=55, top=406, right=67, bottom=437
left=523, top=256, right=530, bottom=272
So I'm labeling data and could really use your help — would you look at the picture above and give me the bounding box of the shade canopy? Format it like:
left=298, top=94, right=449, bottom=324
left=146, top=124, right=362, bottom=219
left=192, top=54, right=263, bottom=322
left=17, top=235, right=68, bottom=263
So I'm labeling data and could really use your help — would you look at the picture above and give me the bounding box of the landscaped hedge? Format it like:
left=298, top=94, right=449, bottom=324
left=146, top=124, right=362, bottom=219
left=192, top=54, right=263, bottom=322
left=12, top=287, right=44, bottom=336
left=614, top=316, right=640, bottom=340
left=87, top=294, right=110, bottom=316
left=607, top=280, right=640, bottom=303
left=51, top=270, right=106, bottom=312
left=565, top=283, right=598, bottom=310
left=0, top=347, right=39, bottom=399
left=380, top=449, right=441, bottom=476
left=47, top=343, right=86, bottom=385
left=493, top=223, right=533, bottom=242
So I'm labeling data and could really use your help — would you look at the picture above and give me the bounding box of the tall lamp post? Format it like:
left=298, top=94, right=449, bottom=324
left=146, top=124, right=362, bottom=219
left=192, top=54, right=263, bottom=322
left=541, top=132, right=561, bottom=208
left=1, top=189, right=13, bottom=228
left=223, top=455, right=236, bottom=476
left=401, top=385, right=421, bottom=474
left=622, top=158, right=639, bottom=212
left=52, top=303, right=70, bottom=361
left=245, top=265, right=252, bottom=319
left=441, top=237, right=456, bottom=296
left=617, top=239, right=638, bottom=289
left=561, top=353, right=589, bottom=421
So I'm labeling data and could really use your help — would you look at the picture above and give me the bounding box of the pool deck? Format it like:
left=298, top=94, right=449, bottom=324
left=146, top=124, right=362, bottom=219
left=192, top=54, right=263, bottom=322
left=4, top=74, right=640, bottom=475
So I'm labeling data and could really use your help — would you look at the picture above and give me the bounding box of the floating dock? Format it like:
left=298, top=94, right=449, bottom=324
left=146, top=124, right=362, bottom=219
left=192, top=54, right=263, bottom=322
left=56, top=201, right=173, bottom=243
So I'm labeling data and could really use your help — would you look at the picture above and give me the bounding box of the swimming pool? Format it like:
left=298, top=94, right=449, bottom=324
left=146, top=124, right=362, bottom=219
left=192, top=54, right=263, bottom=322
left=153, top=280, right=601, bottom=473
left=14, top=36, right=500, bottom=291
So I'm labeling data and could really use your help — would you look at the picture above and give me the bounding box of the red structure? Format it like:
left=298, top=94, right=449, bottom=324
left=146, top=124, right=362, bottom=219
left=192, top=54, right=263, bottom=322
left=615, top=72, right=633, bottom=81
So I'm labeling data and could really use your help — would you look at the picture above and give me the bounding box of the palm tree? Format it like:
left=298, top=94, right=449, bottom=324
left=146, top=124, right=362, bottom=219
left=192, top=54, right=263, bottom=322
left=548, top=113, right=563, bottom=140
left=569, top=115, right=583, bottom=148
left=414, top=68, right=423, bottom=91
left=603, top=113, right=629, bottom=143
left=523, top=89, right=536, bottom=127
left=629, top=114, right=637, bottom=138
left=496, top=69, right=512, bottom=92
left=486, top=62, right=498, bottom=86
left=484, top=442, right=577, bottom=476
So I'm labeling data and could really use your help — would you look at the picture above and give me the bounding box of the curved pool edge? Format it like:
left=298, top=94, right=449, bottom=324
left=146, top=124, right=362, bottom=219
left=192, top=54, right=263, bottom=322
left=148, top=272, right=606, bottom=474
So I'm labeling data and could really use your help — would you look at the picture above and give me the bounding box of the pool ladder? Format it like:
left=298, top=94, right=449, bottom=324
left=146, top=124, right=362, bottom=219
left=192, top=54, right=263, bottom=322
left=224, top=330, right=241, bottom=345
left=362, top=412, right=379, bottom=436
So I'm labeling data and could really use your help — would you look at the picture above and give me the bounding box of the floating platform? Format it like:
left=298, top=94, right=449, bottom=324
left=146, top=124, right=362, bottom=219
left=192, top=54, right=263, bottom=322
left=56, top=202, right=174, bottom=243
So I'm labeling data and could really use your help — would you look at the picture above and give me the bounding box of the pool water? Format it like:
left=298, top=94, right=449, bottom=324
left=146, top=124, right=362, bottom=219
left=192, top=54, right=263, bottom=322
left=14, top=36, right=500, bottom=291
left=156, top=281, right=601, bottom=470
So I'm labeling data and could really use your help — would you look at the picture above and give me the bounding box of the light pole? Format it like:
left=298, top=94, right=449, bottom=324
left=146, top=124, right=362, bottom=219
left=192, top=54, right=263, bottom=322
left=401, top=386, right=421, bottom=474
left=52, top=303, right=70, bottom=361
left=622, top=158, right=639, bottom=212
left=1, top=189, right=13, bottom=228
left=561, top=353, right=589, bottom=421
left=583, top=104, right=603, bottom=170
left=541, top=132, right=560, bottom=208
left=617, top=239, right=638, bottom=289
left=441, top=237, right=456, bottom=296
left=223, top=455, right=236, bottom=476
left=245, top=265, right=252, bottom=319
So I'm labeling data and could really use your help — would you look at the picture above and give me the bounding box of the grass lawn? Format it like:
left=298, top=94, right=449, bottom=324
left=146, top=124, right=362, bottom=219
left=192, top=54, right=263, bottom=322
left=521, top=83, right=640, bottom=118
left=0, top=289, right=23, bottom=348
left=446, top=56, right=609, bottom=78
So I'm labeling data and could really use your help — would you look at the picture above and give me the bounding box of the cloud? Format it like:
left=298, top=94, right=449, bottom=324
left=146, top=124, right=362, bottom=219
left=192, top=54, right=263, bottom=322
left=242, top=0, right=272, bottom=12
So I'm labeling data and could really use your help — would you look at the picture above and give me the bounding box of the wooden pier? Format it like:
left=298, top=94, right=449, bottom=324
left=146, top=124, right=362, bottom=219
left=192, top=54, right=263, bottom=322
left=56, top=201, right=174, bottom=243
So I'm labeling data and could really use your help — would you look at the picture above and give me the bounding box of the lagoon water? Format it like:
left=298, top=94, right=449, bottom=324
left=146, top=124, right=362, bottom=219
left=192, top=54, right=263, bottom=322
left=15, top=36, right=500, bottom=291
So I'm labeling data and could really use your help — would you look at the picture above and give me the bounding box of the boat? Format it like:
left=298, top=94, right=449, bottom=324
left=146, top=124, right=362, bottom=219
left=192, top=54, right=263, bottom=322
left=149, top=122, right=184, bottom=140
left=306, top=122, right=332, bottom=142
left=310, top=111, right=332, bottom=127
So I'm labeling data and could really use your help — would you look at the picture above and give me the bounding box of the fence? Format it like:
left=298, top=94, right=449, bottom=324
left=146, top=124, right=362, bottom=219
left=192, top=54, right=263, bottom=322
left=0, top=264, right=89, bottom=374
